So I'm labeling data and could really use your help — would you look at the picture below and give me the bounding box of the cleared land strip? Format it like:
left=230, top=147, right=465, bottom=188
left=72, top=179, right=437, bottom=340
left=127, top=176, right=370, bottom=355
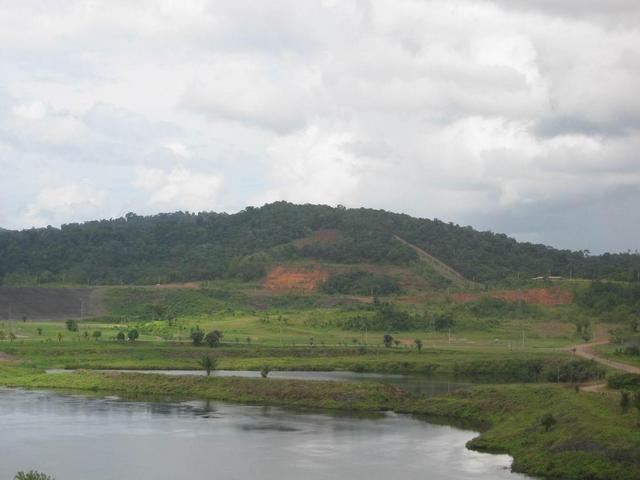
left=393, top=235, right=476, bottom=288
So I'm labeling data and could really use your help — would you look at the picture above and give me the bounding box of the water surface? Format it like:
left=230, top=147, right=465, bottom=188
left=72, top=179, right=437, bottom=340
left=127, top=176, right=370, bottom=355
left=0, top=388, right=532, bottom=480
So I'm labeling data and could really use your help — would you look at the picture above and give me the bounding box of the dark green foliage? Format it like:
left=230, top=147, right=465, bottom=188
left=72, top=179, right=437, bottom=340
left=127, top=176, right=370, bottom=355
left=576, top=281, right=640, bottom=314
left=466, top=297, right=540, bottom=318
left=190, top=327, right=204, bottom=346
left=320, top=271, right=400, bottom=295
left=1, top=202, right=638, bottom=285
left=383, top=334, right=394, bottom=347
left=116, top=331, right=125, bottom=342
left=201, top=355, right=216, bottom=376
left=433, top=312, right=454, bottom=331
left=540, top=413, right=556, bottom=432
left=620, top=391, right=630, bottom=411
left=545, top=359, right=606, bottom=383
left=127, top=329, right=139, bottom=342
left=14, top=472, right=55, bottom=480
left=65, top=319, right=78, bottom=332
left=607, top=373, right=640, bottom=390
left=205, top=330, right=223, bottom=347
left=260, top=365, right=272, bottom=378
left=414, top=339, right=423, bottom=352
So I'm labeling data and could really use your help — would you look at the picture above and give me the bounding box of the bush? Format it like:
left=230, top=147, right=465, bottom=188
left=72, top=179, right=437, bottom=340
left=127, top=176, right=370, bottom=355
left=191, top=327, right=204, bottom=346
left=546, top=359, right=606, bottom=383
left=205, top=330, right=223, bottom=347
left=65, top=319, right=78, bottom=332
left=127, top=329, right=139, bottom=342
left=541, top=413, right=556, bottom=432
left=15, top=472, right=55, bottom=480
left=320, top=271, right=401, bottom=295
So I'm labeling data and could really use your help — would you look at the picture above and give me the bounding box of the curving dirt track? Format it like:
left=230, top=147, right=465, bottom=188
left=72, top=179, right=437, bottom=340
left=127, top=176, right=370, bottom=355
left=573, top=338, right=640, bottom=375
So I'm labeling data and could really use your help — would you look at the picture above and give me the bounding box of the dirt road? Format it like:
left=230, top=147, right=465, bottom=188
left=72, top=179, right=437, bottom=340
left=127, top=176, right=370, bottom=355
left=573, top=338, right=640, bottom=374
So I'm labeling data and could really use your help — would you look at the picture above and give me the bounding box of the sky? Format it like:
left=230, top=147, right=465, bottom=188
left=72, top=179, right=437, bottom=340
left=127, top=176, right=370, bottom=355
left=1, top=0, right=639, bottom=253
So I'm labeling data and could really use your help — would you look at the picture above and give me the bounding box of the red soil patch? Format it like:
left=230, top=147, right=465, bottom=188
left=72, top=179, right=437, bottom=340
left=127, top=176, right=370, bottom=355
left=292, top=229, right=343, bottom=248
left=153, top=282, right=201, bottom=289
left=264, top=266, right=329, bottom=293
left=452, top=287, right=573, bottom=307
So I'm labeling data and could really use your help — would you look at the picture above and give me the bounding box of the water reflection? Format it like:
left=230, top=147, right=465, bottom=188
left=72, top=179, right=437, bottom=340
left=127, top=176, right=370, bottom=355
left=0, top=388, right=532, bottom=480
left=47, top=368, right=472, bottom=396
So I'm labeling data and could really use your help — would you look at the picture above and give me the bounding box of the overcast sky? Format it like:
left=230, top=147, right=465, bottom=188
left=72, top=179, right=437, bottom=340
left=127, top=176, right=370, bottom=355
left=1, top=0, right=639, bottom=253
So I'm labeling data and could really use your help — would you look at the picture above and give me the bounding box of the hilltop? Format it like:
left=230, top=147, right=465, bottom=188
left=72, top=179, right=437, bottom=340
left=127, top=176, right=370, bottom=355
left=0, top=202, right=638, bottom=287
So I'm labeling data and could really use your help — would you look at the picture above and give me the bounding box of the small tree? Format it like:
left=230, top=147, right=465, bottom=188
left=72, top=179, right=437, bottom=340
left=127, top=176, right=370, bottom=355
left=201, top=355, right=217, bottom=376
left=15, top=471, right=55, bottom=480
left=414, top=339, right=423, bottom=352
left=9, top=332, right=16, bottom=342
left=128, top=329, right=139, bottom=342
left=37, top=328, right=43, bottom=336
left=634, top=391, right=640, bottom=414
left=260, top=365, right=272, bottom=378
left=57, top=333, right=63, bottom=342
left=116, top=331, right=126, bottom=342
left=541, top=413, right=556, bottom=432
left=191, top=328, right=204, bottom=346
left=621, top=391, right=630, bottom=412
left=65, top=319, right=78, bottom=332
left=383, top=334, right=394, bottom=348
left=205, top=330, right=223, bottom=348
left=92, top=330, right=102, bottom=341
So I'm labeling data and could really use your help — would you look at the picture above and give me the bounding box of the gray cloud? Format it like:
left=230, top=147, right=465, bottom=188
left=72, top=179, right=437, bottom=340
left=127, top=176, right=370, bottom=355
left=0, top=0, right=639, bottom=253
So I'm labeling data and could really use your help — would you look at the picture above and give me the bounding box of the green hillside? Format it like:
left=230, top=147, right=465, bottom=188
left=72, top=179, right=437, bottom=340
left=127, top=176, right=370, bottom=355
left=0, top=202, right=638, bottom=286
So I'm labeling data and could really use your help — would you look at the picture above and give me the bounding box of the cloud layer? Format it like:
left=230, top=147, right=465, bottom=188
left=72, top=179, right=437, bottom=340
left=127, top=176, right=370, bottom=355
left=1, top=0, right=639, bottom=253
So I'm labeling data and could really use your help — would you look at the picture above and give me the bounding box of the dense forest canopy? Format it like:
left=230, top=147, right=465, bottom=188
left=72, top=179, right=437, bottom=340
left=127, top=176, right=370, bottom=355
left=0, top=202, right=638, bottom=285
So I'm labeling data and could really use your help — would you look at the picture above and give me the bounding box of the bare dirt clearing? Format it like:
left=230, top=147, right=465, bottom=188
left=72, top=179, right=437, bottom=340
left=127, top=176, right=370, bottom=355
left=453, top=287, right=573, bottom=307
left=264, top=266, right=330, bottom=293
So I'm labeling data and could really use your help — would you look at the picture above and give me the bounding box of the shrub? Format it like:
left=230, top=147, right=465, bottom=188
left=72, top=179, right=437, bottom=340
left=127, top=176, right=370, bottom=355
left=127, top=329, right=139, bottom=342
left=260, top=365, right=272, bottom=378
left=65, top=319, right=78, bottom=332
left=205, top=330, right=223, bottom=348
left=15, top=471, right=55, bottom=480
left=190, top=327, right=204, bottom=346
left=201, top=355, right=217, bottom=376
left=541, top=413, right=556, bottom=432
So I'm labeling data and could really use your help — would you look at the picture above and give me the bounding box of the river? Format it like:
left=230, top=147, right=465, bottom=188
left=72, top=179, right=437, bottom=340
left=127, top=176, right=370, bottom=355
left=0, top=388, right=532, bottom=480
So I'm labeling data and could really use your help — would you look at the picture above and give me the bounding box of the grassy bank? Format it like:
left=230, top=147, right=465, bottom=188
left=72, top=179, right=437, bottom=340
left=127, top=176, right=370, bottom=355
left=0, top=365, right=638, bottom=479
left=1, top=340, right=584, bottom=381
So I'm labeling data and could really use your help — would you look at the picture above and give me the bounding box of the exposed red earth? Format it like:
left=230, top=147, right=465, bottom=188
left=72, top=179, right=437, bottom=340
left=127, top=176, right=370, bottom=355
left=452, top=287, right=573, bottom=307
left=264, top=266, right=330, bottom=293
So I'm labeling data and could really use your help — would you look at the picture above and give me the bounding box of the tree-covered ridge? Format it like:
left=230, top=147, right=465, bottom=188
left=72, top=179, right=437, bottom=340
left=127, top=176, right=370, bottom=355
left=0, top=201, right=638, bottom=285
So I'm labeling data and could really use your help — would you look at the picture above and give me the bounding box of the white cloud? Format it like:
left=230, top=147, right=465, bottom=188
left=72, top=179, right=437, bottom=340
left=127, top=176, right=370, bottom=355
left=133, top=167, right=224, bottom=212
left=24, top=182, right=107, bottom=227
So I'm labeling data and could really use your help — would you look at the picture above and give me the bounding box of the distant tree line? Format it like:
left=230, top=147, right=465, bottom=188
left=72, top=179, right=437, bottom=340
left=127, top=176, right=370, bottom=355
left=1, top=202, right=638, bottom=285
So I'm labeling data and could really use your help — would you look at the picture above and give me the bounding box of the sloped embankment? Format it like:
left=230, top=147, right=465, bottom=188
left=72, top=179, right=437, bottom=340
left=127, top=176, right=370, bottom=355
left=0, top=287, right=105, bottom=320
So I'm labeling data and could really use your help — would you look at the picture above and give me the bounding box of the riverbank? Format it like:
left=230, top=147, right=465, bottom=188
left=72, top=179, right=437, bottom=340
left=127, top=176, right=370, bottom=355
left=0, top=365, right=638, bottom=480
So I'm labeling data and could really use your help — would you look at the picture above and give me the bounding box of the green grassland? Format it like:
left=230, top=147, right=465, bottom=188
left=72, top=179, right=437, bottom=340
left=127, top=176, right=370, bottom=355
left=1, top=280, right=639, bottom=480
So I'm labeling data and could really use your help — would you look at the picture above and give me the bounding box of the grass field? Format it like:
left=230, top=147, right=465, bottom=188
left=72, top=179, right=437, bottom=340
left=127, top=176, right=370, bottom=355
left=1, top=282, right=638, bottom=479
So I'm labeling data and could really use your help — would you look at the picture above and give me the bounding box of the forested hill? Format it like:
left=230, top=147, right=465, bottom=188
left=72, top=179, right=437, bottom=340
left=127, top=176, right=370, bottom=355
left=0, top=202, right=638, bottom=285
